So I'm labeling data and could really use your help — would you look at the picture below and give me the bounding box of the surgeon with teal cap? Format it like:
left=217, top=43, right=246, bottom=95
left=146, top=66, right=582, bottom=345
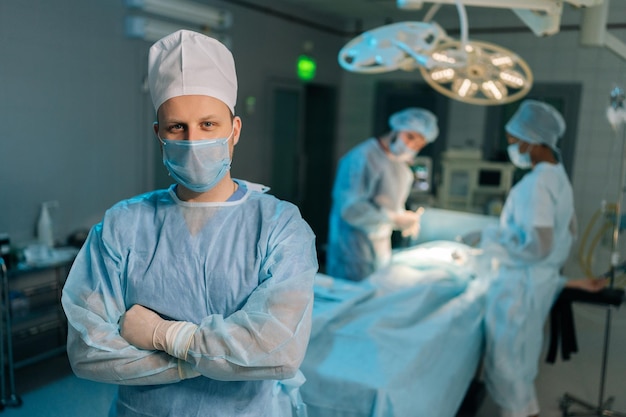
left=480, top=100, right=577, bottom=417
left=327, top=107, right=438, bottom=281
left=62, top=30, right=317, bottom=417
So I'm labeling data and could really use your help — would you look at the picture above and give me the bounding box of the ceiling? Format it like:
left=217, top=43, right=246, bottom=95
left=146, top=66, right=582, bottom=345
left=274, top=0, right=422, bottom=21
left=249, top=0, right=477, bottom=28
left=245, top=0, right=626, bottom=62
left=249, top=0, right=618, bottom=36
left=255, top=0, right=558, bottom=36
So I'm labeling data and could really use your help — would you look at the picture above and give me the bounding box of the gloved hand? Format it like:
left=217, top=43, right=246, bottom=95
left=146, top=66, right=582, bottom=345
left=120, top=304, right=197, bottom=359
left=120, top=304, right=163, bottom=350
left=389, top=209, right=422, bottom=238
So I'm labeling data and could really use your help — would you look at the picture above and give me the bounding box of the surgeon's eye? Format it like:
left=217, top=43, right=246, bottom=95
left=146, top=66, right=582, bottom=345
left=202, top=121, right=216, bottom=129
left=167, top=123, right=185, bottom=132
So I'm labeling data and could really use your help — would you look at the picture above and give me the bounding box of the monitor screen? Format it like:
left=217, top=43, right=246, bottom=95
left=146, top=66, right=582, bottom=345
left=478, top=169, right=502, bottom=187
left=411, top=157, right=432, bottom=193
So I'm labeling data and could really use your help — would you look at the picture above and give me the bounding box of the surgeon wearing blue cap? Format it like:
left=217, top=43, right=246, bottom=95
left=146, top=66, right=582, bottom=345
left=480, top=100, right=587, bottom=417
left=62, top=30, right=317, bottom=417
left=326, top=107, right=439, bottom=282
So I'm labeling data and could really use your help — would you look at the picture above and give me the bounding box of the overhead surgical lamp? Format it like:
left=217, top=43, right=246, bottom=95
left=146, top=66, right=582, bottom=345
left=125, top=0, right=233, bottom=30
left=420, top=39, right=532, bottom=105
left=337, top=0, right=533, bottom=105
left=337, top=22, right=447, bottom=73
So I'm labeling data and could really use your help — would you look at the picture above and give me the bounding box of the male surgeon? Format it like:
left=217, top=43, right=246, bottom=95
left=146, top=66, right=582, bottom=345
left=62, top=30, right=317, bottom=417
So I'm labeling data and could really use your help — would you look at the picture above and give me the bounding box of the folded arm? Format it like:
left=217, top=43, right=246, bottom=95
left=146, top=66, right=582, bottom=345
left=121, top=272, right=314, bottom=381
left=65, top=213, right=317, bottom=385
left=62, top=227, right=193, bottom=385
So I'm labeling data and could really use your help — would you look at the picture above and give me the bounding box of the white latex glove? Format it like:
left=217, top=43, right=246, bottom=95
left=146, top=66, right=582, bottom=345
left=390, top=208, right=423, bottom=238
left=120, top=304, right=197, bottom=360
left=120, top=304, right=163, bottom=350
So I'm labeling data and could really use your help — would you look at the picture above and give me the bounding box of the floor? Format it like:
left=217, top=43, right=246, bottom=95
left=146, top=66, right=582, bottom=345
left=2, top=302, right=625, bottom=417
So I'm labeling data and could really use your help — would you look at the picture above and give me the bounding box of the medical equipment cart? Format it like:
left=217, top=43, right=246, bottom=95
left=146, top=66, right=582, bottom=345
left=0, top=254, right=75, bottom=409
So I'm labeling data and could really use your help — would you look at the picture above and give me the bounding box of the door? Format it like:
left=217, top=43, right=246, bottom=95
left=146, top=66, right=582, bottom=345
left=270, top=81, right=337, bottom=264
left=270, top=82, right=305, bottom=204
left=301, top=84, right=336, bottom=251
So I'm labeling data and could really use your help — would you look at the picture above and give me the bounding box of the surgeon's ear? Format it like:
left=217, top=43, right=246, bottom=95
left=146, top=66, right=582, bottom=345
left=153, top=122, right=164, bottom=154
left=232, top=116, right=242, bottom=146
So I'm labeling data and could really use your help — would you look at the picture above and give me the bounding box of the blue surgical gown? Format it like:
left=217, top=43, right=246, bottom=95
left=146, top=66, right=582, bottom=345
left=327, top=138, right=413, bottom=281
left=481, top=162, right=575, bottom=417
left=61, top=180, right=318, bottom=417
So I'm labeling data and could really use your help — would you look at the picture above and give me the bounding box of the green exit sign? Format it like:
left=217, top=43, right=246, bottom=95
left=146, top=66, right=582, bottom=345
left=297, top=54, right=316, bottom=81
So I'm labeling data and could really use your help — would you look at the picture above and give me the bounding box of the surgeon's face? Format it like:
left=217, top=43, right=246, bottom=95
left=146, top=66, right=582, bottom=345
left=398, top=130, right=427, bottom=153
left=154, top=95, right=241, bottom=153
left=506, top=134, right=532, bottom=153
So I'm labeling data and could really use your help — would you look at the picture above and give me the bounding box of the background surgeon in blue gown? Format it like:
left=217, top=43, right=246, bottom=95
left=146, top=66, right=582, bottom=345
left=480, top=100, right=604, bottom=417
left=326, top=107, right=438, bottom=281
left=61, top=30, right=318, bottom=417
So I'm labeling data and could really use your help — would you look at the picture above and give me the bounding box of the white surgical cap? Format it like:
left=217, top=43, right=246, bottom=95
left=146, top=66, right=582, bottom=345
left=505, top=100, right=565, bottom=150
left=389, top=108, right=439, bottom=143
left=148, top=30, right=237, bottom=113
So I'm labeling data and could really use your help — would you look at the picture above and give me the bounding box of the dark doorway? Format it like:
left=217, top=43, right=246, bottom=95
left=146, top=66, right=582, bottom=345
left=270, top=81, right=337, bottom=263
left=301, top=84, right=336, bottom=249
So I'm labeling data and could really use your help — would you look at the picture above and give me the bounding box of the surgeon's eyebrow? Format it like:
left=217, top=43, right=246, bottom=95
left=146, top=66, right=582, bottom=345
left=199, top=113, right=231, bottom=123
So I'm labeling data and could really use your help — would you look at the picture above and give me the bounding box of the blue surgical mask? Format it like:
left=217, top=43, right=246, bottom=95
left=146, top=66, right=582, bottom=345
left=507, top=143, right=532, bottom=169
left=390, top=137, right=417, bottom=162
left=160, top=129, right=233, bottom=192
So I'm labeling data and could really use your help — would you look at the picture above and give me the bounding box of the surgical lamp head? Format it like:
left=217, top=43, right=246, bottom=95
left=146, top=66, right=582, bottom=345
left=505, top=100, right=565, bottom=150
left=389, top=107, right=439, bottom=143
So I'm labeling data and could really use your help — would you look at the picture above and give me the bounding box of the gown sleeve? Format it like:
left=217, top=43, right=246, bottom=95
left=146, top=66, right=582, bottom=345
left=481, top=174, right=559, bottom=264
left=332, top=147, right=392, bottom=233
left=180, top=210, right=318, bottom=381
left=62, top=225, right=197, bottom=385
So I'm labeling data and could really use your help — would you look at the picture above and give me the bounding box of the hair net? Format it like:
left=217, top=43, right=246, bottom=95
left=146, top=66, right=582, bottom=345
left=505, top=100, right=565, bottom=150
left=148, top=30, right=237, bottom=113
left=388, top=108, right=439, bottom=143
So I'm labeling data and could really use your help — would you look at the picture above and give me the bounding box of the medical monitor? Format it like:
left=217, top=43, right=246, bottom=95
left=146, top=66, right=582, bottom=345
left=439, top=154, right=515, bottom=213
left=411, top=156, right=432, bottom=193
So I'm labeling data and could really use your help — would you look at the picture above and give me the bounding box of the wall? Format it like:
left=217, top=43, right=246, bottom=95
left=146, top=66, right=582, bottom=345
left=2, top=0, right=625, bottom=279
left=336, top=3, right=626, bottom=276
left=0, top=0, right=344, bottom=247
left=0, top=0, right=147, bottom=246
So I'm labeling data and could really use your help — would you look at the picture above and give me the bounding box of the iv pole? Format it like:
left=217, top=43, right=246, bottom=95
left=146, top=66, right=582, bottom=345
left=561, top=86, right=626, bottom=417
